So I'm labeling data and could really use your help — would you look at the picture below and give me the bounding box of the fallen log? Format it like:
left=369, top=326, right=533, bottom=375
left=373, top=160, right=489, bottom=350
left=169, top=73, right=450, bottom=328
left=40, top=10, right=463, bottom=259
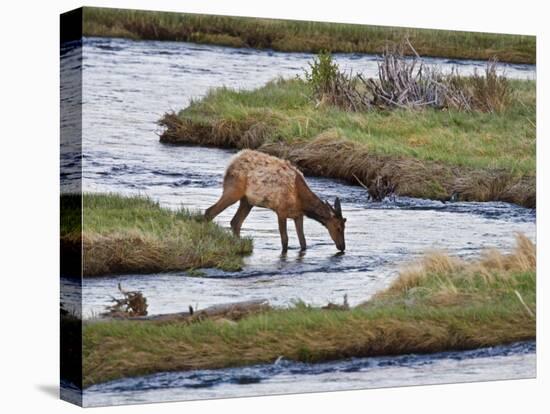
left=88, top=299, right=271, bottom=325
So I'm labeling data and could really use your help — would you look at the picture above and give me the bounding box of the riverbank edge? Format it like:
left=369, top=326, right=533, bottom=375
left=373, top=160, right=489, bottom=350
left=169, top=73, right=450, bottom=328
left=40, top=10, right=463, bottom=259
left=81, top=7, right=536, bottom=64
left=60, top=193, right=253, bottom=277
left=158, top=113, right=535, bottom=208
left=81, top=236, right=535, bottom=387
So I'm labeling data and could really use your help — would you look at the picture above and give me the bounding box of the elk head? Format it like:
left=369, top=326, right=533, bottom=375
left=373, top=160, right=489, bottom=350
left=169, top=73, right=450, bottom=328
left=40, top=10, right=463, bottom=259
left=325, top=197, right=347, bottom=251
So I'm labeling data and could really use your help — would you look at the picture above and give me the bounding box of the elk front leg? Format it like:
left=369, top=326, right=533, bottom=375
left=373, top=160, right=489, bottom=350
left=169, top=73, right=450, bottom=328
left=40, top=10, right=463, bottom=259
left=277, top=214, right=288, bottom=253
left=294, top=215, right=307, bottom=251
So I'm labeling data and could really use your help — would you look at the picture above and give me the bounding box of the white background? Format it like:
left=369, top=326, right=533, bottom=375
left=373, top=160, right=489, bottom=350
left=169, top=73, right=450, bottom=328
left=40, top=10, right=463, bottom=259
left=0, top=0, right=547, bottom=412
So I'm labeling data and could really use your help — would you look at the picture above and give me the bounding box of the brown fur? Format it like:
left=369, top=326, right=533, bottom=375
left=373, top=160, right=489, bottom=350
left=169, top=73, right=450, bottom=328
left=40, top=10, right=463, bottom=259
left=205, top=150, right=347, bottom=252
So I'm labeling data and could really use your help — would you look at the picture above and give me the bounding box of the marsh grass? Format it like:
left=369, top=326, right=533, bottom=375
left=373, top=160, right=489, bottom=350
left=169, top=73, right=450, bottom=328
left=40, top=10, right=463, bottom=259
left=82, top=7, right=535, bottom=64
left=61, top=193, right=252, bottom=276
left=159, top=77, right=535, bottom=206
left=470, top=61, right=513, bottom=113
left=82, top=235, right=535, bottom=387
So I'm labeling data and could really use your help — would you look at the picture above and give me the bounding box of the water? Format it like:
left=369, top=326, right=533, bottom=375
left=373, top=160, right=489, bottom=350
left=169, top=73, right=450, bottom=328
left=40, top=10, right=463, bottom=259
left=72, top=190, right=534, bottom=316
left=84, top=341, right=536, bottom=407
left=60, top=37, right=536, bottom=404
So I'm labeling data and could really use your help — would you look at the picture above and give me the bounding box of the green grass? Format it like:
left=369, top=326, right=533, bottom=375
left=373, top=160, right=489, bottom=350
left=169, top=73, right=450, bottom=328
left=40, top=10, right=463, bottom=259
left=61, top=193, right=253, bottom=276
left=82, top=235, right=535, bottom=386
left=81, top=7, right=536, bottom=64
left=179, top=78, right=535, bottom=174
left=159, top=77, right=535, bottom=206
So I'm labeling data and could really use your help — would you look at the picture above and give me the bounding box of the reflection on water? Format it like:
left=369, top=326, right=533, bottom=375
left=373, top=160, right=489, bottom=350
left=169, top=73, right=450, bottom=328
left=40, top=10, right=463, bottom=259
left=60, top=37, right=536, bottom=405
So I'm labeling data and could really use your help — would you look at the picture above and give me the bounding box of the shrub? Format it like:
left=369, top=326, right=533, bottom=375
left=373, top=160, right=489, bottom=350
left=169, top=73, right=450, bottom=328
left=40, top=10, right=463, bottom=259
left=304, top=51, right=371, bottom=111
left=304, top=50, right=340, bottom=96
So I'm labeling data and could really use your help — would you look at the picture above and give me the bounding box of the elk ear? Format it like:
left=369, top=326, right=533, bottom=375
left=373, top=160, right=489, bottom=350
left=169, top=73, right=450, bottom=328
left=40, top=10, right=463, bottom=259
left=334, top=198, right=342, bottom=218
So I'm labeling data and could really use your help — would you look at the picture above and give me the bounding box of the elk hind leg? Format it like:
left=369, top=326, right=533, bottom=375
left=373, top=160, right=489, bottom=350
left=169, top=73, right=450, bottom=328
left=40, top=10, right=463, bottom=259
left=230, top=198, right=252, bottom=237
left=204, top=178, right=243, bottom=221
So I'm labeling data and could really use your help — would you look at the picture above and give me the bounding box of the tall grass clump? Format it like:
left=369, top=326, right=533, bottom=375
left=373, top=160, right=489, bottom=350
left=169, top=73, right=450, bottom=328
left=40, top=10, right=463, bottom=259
left=83, top=235, right=535, bottom=386
left=61, top=193, right=252, bottom=276
left=377, top=233, right=535, bottom=310
left=470, top=60, right=512, bottom=113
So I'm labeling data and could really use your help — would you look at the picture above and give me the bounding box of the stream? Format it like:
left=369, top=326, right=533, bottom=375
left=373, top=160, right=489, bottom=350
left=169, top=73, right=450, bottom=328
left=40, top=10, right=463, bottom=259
left=61, top=37, right=536, bottom=406
left=84, top=341, right=535, bottom=406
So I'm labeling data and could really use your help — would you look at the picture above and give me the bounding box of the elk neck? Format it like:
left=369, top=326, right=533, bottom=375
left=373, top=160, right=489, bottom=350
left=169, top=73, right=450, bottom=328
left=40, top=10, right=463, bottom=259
left=296, top=175, right=333, bottom=226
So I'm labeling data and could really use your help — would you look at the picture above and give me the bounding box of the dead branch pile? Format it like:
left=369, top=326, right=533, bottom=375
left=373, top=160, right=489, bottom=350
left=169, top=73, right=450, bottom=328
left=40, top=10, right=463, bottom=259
left=102, top=283, right=148, bottom=318
left=322, top=294, right=350, bottom=310
left=316, top=71, right=373, bottom=112
left=305, top=51, right=372, bottom=111
left=353, top=173, right=398, bottom=202
left=306, top=41, right=510, bottom=113
left=363, top=42, right=471, bottom=110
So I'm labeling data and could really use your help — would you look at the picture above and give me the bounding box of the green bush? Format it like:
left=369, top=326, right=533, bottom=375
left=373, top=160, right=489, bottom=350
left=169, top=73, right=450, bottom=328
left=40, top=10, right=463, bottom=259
left=304, top=51, right=340, bottom=97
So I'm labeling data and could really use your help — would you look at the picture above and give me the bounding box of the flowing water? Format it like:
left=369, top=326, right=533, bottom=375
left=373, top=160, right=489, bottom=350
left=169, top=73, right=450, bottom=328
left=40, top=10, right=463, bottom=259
left=84, top=341, right=536, bottom=407
left=60, top=37, right=536, bottom=405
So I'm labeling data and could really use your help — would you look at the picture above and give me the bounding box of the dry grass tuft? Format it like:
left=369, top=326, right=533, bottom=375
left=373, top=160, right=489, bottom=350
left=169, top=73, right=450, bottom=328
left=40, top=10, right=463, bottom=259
left=470, top=60, right=512, bottom=113
left=387, top=253, right=463, bottom=295
left=380, top=233, right=535, bottom=299
left=480, top=233, right=535, bottom=272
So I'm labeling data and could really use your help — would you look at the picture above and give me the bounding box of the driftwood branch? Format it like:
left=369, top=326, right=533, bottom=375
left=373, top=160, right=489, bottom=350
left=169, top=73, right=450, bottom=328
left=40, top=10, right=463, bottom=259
left=101, top=283, right=148, bottom=318
left=96, top=299, right=271, bottom=324
left=353, top=173, right=397, bottom=202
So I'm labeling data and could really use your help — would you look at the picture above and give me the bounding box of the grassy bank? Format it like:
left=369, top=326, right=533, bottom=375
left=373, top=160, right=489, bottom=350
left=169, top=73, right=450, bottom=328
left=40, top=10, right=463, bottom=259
left=82, top=7, right=535, bottom=64
left=83, top=235, right=535, bottom=387
left=60, top=193, right=252, bottom=276
left=159, top=78, right=536, bottom=207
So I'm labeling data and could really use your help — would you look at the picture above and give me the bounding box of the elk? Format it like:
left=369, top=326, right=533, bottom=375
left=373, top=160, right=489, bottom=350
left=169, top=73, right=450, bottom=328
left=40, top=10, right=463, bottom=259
left=204, top=150, right=346, bottom=252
